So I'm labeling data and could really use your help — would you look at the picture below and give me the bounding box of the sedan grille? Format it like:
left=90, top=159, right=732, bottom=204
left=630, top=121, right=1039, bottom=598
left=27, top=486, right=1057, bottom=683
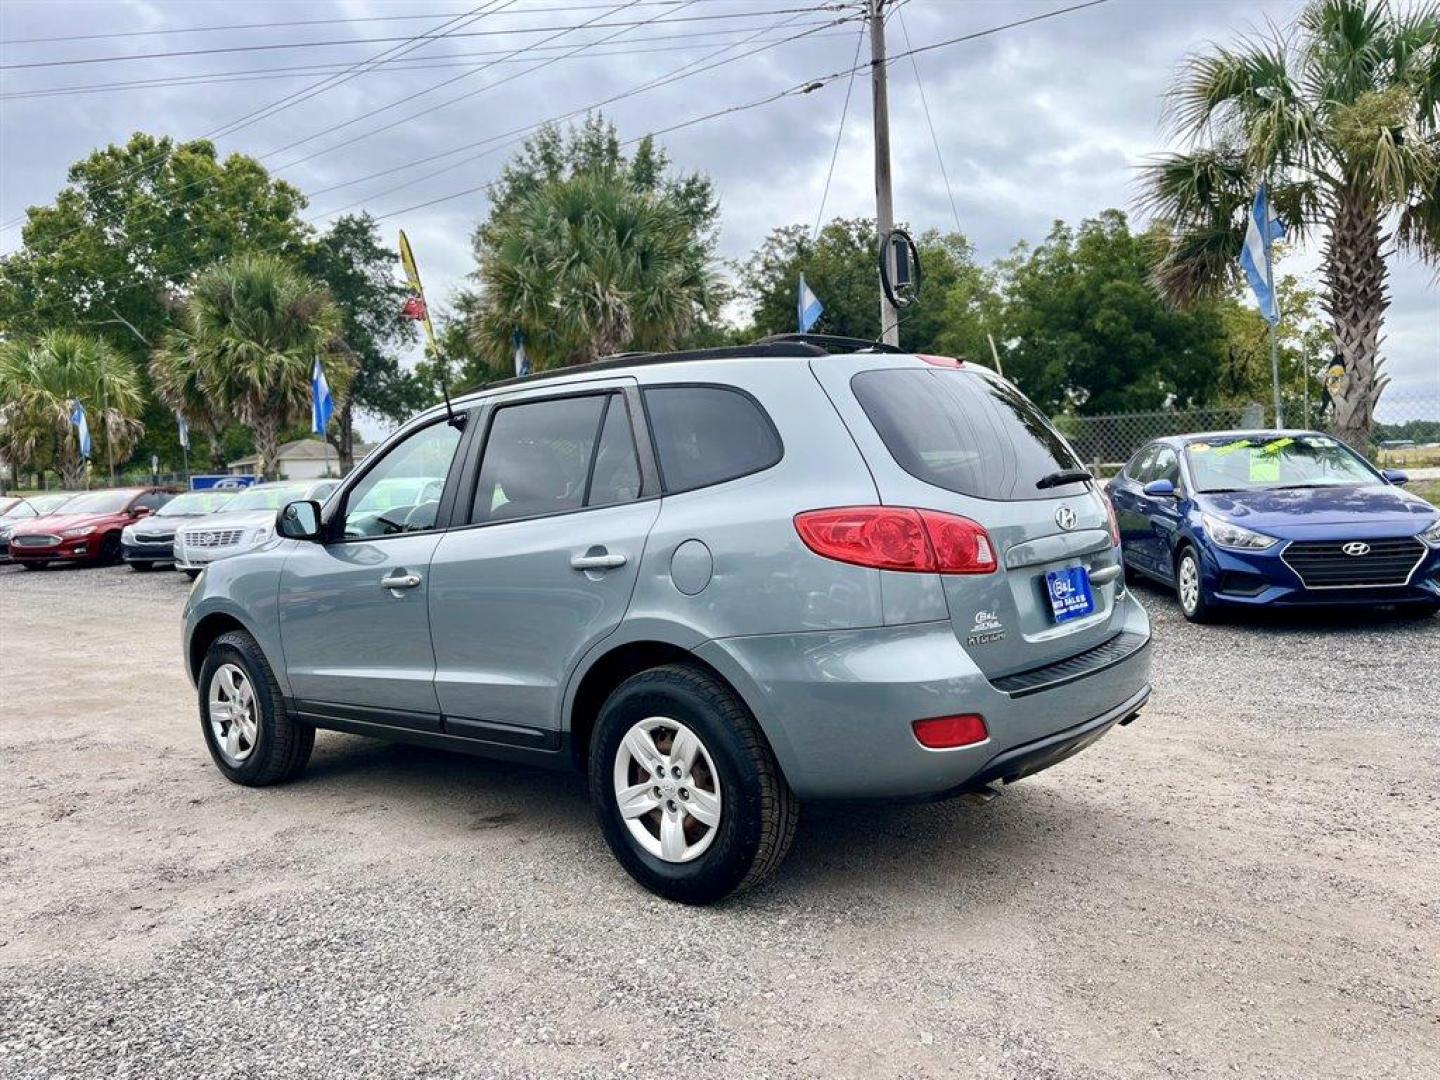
left=183, top=528, right=244, bottom=548
left=134, top=532, right=174, bottom=544
left=12, top=534, right=59, bottom=548
left=1281, top=536, right=1427, bottom=589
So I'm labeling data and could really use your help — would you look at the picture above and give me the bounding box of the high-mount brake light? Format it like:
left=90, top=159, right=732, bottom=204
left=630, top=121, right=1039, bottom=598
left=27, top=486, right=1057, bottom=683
left=916, top=354, right=963, bottom=368
left=793, top=507, right=997, bottom=574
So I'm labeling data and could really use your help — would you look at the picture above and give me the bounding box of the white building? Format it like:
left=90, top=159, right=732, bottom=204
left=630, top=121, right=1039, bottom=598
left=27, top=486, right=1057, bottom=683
left=227, top=438, right=372, bottom=480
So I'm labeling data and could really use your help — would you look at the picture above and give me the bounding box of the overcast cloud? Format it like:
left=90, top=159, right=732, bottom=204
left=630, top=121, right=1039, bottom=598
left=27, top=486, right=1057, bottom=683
left=2, top=0, right=1435, bottom=429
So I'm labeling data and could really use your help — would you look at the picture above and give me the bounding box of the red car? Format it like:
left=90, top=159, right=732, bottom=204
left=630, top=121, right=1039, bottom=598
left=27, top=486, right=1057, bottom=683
left=8, top=487, right=175, bottom=568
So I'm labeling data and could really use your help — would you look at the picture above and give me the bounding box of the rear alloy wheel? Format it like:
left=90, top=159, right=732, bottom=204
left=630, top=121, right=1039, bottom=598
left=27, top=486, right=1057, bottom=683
left=1176, top=547, right=1214, bottom=623
left=590, top=664, right=797, bottom=904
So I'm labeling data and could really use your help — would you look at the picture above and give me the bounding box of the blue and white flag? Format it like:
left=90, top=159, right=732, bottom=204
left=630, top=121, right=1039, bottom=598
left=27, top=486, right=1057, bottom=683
left=311, top=357, right=334, bottom=435
left=513, top=328, right=530, bottom=377
left=176, top=410, right=190, bottom=450
left=1240, top=184, right=1286, bottom=325
left=70, top=399, right=92, bottom=459
left=797, top=273, right=823, bottom=333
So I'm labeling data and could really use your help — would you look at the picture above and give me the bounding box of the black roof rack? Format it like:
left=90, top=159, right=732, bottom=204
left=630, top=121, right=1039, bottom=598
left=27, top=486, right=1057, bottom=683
left=471, top=340, right=825, bottom=394
left=755, top=332, right=904, bottom=354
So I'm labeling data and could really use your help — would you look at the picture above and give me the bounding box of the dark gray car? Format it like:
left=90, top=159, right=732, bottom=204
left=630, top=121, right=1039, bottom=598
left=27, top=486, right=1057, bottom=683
left=182, top=340, right=1152, bottom=903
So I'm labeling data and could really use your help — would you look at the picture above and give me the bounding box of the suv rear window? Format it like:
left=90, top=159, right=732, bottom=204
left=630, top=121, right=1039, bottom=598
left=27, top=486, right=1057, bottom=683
left=851, top=368, right=1086, bottom=501
left=643, top=386, right=781, bottom=493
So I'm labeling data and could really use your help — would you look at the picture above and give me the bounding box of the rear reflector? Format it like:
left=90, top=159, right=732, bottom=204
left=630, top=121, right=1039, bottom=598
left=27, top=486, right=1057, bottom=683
left=793, top=507, right=997, bottom=574
left=912, top=714, right=988, bottom=749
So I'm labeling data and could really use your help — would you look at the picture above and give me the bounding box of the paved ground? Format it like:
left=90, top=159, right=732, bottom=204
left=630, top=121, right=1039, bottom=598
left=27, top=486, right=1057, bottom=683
left=1, top=561, right=1435, bottom=1080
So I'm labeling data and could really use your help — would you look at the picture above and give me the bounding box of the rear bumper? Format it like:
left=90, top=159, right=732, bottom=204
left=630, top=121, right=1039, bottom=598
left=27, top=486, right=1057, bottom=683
left=693, top=596, right=1152, bottom=800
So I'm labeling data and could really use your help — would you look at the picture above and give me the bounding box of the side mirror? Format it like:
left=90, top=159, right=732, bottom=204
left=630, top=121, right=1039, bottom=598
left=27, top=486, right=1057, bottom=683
left=1381, top=468, right=1409, bottom=486
left=1142, top=479, right=1176, bottom=498
left=278, top=499, right=323, bottom=541
left=132, top=505, right=152, bottom=517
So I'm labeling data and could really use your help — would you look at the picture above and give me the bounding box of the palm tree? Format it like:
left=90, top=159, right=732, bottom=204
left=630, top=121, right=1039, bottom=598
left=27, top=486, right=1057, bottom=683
left=0, top=331, right=144, bottom=488
left=1142, top=0, right=1439, bottom=448
left=152, top=254, right=349, bottom=478
left=471, top=171, right=721, bottom=370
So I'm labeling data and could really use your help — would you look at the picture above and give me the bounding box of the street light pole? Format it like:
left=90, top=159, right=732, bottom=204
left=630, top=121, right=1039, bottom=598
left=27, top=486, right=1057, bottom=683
left=869, top=0, right=899, bottom=347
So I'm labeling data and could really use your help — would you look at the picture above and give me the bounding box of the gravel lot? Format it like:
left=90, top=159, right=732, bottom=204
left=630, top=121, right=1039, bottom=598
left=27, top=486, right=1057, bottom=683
left=1, top=562, right=1435, bottom=1079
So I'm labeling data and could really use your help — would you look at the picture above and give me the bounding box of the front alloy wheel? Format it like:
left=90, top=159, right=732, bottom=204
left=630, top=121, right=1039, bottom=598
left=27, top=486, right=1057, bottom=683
left=208, top=662, right=258, bottom=766
left=197, top=630, right=313, bottom=785
left=1176, top=547, right=1213, bottom=623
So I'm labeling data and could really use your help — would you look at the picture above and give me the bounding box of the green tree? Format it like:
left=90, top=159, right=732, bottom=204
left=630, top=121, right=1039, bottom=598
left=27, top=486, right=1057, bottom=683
left=738, top=218, right=995, bottom=354
left=468, top=118, right=722, bottom=370
left=997, top=211, right=1230, bottom=415
left=303, top=214, right=420, bottom=470
left=1142, top=0, right=1440, bottom=448
left=0, top=132, right=313, bottom=469
left=0, top=332, right=144, bottom=488
left=1216, top=273, right=1332, bottom=421
left=151, top=255, right=351, bottom=479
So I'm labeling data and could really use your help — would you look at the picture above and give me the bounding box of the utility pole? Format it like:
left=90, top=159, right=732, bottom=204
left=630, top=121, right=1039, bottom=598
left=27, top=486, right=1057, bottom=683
left=869, top=0, right=899, bottom=347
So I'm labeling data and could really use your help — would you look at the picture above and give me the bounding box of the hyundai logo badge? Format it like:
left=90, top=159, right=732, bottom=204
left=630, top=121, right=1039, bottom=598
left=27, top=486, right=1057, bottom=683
left=1341, top=541, right=1371, bottom=557
left=1055, top=506, right=1077, bottom=531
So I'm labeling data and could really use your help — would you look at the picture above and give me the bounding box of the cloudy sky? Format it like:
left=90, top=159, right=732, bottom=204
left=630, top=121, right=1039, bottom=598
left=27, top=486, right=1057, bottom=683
left=2, top=0, right=1436, bottom=423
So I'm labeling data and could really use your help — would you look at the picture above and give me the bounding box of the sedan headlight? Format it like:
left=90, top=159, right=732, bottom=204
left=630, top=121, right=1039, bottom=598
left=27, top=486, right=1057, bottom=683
left=61, top=525, right=96, bottom=538
left=1201, top=513, right=1277, bottom=551
left=251, top=526, right=271, bottom=545
left=121, top=525, right=136, bottom=544
left=1420, top=518, right=1440, bottom=550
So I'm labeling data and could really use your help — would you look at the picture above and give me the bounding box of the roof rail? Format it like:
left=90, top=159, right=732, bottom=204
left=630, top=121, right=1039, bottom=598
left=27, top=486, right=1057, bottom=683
left=754, top=332, right=905, bottom=355
left=473, top=340, right=825, bottom=394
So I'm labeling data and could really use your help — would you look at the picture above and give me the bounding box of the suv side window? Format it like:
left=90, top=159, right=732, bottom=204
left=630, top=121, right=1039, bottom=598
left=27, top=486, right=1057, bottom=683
left=643, top=385, right=781, bottom=494
left=471, top=392, right=640, bottom=523
left=340, top=421, right=464, bottom=538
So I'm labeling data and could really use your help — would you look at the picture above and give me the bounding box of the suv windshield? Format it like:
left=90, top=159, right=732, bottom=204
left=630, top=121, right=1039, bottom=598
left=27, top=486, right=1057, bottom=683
left=158, top=491, right=233, bottom=516
left=56, top=490, right=138, bottom=515
left=225, top=483, right=310, bottom=512
left=1185, top=434, right=1379, bottom=492
left=851, top=368, right=1086, bottom=500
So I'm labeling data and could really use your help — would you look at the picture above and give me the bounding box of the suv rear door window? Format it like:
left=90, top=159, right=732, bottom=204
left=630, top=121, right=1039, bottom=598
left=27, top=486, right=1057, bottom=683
left=472, top=392, right=641, bottom=523
left=643, top=386, right=781, bottom=493
left=851, top=368, right=1086, bottom=500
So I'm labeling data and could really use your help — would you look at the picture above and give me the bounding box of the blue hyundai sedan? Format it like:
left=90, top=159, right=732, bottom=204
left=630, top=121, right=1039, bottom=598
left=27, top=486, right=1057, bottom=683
left=1106, top=430, right=1440, bottom=621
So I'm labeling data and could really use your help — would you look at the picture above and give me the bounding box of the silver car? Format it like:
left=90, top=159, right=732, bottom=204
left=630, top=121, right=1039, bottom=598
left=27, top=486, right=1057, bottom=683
left=173, top=479, right=337, bottom=577
left=182, top=341, right=1152, bottom=903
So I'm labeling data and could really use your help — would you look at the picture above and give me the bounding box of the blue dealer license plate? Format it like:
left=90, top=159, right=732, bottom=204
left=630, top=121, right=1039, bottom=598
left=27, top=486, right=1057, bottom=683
left=1045, top=566, right=1094, bottom=623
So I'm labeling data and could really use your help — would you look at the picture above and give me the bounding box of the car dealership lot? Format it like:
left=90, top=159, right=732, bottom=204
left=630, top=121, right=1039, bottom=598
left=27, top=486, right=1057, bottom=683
left=1, top=565, right=1435, bottom=1080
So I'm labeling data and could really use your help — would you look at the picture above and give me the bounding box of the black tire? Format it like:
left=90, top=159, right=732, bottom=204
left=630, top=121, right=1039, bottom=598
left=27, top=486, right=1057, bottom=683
left=129, top=560, right=154, bottom=572
left=100, top=532, right=122, bottom=564
left=197, top=629, right=314, bottom=786
left=183, top=568, right=201, bottom=580
left=589, top=663, right=798, bottom=905
left=1175, top=545, right=1215, bottom=624
left=21, top=561, right=47, bottom=570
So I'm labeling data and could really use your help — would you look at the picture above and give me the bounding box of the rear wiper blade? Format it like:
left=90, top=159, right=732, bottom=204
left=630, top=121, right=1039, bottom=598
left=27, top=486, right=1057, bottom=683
left=1036, top=468, right=1093, bottom=489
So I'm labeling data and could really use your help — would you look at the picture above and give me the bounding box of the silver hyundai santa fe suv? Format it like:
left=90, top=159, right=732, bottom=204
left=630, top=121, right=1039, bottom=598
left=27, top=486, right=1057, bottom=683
left=182, top=338, right=1151, bottom=903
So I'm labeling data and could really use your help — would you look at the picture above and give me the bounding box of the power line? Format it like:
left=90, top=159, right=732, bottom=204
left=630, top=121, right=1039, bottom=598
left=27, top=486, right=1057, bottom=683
left=0, top=1, right=727, bottom=45
left=308, top=8, right=846, bottom=219
left=895, top=0, right=960, bottom=234
left=0, top=7, right=837, bottom=70
left=1, top=22, right=844, bottom=101
left=812, top=20, right=866, bottom=241
left=370, top=0, right=1112, bottom=222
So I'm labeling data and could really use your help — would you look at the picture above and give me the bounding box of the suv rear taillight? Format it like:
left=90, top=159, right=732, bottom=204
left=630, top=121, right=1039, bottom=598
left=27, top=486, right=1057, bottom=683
left=793, top=507, right=997, bottom=574
left=1103, top=496, right=1120, bottom=546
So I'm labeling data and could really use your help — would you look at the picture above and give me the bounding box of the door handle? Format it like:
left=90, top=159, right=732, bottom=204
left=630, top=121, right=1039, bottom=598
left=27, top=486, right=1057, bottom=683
left=570, top=551, right=627, bottom=571
left=380, top=571, right=422, bottom=591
